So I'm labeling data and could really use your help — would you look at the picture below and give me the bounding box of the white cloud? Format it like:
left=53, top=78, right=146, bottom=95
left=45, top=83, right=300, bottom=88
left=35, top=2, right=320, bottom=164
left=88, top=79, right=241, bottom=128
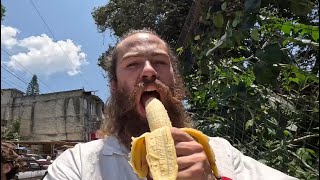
left=3, top=27, right=88, bottom=76
left=1, top=25, right=20, bottom=49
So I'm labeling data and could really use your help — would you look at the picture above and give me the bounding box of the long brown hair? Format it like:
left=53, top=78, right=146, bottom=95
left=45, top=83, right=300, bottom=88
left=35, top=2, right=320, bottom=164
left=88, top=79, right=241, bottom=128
left=99, top=29, right=192, bottom=148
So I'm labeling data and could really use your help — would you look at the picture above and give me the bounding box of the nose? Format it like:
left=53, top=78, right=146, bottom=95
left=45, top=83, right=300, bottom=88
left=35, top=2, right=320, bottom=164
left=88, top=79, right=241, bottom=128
left=141, top=61, right=158, bottom=83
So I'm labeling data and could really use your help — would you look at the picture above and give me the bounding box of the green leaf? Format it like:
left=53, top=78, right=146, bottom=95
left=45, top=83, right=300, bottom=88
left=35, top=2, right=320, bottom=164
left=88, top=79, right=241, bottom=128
left=312, top=30, right=319, bottom=42
left=232, top=19, right=239, bottom=27
left=194, top=35, right=201, bottom=41
left=232, top=57, right=245, bottom=62
left=200, top=58, right=209, bottom=75
left=245, top=119, right=254, bottom=130
left=288, top=77, right=300, bottom=84
left=244, top=0, right=261, bottom=13
left=232, top=11, right=243, bottom=27
left=283, top=130, right=290, bottom=137
left=296, top=148, right=312, bottom=163
left=253, top=61, right=280, bottom=85
left=290, top=0, right=313, bottom=16
left=251, top=29, right=260, bottom=41
left=281, top=25, right=292, bottom=35
left=221, top=2, right=227, bottom=11
left=176, top=47, right=184, bottom=55
left=213, top=13, right=224, bottom=28
left=255, top=43, right=283, bottom=64
left=306, top=149, right=317, bottom=157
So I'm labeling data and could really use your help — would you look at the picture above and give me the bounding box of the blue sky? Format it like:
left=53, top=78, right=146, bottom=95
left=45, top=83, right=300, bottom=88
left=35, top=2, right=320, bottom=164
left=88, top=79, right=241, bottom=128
left=1, top=0, right=115, bottom=102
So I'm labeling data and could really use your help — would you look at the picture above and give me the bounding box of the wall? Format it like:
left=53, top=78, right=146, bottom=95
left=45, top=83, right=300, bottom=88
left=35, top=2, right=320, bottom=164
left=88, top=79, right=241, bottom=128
left=1, top=89, right=104, bottom=142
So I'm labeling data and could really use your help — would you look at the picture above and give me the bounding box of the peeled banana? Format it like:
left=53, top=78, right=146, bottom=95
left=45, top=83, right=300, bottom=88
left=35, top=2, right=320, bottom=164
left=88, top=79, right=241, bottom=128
left=130, top=97, right=219, bottom=179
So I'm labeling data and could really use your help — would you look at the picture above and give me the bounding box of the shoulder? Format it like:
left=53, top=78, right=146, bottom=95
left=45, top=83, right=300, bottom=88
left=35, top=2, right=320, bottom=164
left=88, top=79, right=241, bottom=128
left=55, top=139, right=105, bottom=163
left=45, top=139, right=106, bottom=179
left=208, top=137, right=233, bottom=149
left=69, top=139, right=105, bottom=158
left=74, top=139, right=105, bottom=151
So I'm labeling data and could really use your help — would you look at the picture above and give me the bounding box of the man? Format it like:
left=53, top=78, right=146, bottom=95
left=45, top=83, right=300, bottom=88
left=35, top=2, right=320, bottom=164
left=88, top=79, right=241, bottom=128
left=44, top=29, right=297, bottom=180
left=1, top=142, right=25, bottom=180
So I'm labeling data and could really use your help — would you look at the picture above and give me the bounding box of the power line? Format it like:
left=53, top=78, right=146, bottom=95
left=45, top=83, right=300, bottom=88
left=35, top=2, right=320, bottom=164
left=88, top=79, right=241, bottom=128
left=28, top=0, right=94, bottom=92
left=1, top=79, right=15, bottom=88
left=1, top=64, right=66, bottom=109
left=1, top=65, right=29, bottom=85
left=1, top=48, right=55, bottom=93
left=1, top=76, right=26, bottom=91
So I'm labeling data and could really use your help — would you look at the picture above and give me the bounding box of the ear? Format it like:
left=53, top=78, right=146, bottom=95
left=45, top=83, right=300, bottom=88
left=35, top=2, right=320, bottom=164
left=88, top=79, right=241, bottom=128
left=110, top=80, right=117, bottom=92
left=1, top=163, right=12, bottom=174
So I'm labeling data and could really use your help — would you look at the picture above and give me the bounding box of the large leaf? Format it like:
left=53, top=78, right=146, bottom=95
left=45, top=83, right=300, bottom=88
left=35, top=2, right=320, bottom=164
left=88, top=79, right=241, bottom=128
left=251, top=29, right=260, bottom=41
left=253, top=61, right=280, bottom=85
left=290, top=0, right=313, bottom=16
left=255, top=43, right=284, bottom=64
left=244, top=0, right=261, bottom=13
left=213, top=13, right=224, bottom=28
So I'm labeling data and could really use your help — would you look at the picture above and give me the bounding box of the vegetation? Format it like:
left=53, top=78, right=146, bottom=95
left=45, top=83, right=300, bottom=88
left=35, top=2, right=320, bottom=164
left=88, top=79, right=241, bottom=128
left=92, top=0, right=192, bottom=46
left=1, top=3, right=5, bottom=21
left=1, top=118, right=21, bottom=141
left=26, top=75, right=40, bottom=96
left=92, top=0, right=319, bottom=179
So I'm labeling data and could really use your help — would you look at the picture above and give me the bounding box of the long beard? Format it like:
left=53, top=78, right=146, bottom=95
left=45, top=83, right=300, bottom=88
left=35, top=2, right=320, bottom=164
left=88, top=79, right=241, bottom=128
left=103, top=80, right=191, bottom=149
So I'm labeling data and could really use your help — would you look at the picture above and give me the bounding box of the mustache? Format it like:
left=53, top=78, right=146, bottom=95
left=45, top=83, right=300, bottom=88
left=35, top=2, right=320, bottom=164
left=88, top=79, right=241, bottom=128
left=130, top=79, right=177, bottom=104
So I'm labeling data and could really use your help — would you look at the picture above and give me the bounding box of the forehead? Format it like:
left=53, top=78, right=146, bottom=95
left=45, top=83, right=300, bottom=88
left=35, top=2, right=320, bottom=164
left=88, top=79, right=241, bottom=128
left=116, top=33, right=169, bottom=57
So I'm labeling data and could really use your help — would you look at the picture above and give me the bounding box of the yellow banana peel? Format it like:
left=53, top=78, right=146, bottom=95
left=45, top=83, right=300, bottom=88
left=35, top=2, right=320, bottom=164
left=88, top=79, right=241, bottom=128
left=130, top=97, right=219, bottom=179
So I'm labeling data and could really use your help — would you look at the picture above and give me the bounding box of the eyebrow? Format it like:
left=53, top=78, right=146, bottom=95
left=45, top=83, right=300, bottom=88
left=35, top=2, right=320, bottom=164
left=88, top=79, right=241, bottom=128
left=122, top=51, right=169, bottom=62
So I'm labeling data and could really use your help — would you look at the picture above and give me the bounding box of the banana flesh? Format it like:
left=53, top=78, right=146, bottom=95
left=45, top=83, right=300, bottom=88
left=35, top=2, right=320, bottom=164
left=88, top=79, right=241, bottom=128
left=130, top=97, right=219, bottom=179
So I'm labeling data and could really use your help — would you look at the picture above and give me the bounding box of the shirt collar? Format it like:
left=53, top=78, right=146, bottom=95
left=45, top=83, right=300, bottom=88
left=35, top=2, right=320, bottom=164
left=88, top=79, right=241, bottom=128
left=102, top=136, right=129, bottom=156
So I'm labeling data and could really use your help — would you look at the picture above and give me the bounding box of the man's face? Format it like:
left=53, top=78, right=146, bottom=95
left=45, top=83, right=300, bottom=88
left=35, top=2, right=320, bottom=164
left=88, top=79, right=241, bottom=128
left=112, top=33, right=175, bottom=118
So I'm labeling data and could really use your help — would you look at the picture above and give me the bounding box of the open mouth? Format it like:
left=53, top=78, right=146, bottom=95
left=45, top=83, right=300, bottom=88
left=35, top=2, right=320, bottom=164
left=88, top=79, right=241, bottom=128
left=140, top=91, right=161, bottom=109
left=137, top=90, right=161, bottom=118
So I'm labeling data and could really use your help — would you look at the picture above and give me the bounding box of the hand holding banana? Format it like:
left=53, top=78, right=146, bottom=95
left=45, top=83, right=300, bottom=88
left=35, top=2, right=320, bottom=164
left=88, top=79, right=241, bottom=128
left=130, top=97, right=219, bottom=180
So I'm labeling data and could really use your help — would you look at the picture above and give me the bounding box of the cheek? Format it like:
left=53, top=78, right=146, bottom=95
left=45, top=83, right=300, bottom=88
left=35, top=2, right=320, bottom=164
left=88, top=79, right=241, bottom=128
left=160, top=69, right=175, bottom=87
left=117, top=79, right=135, bottom=93
left=116, top=71, right=139, bottom=92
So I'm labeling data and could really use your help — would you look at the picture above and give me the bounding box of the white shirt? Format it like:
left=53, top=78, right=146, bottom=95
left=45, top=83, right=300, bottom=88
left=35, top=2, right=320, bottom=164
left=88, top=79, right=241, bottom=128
left=44, top=136, right=298, bottom=180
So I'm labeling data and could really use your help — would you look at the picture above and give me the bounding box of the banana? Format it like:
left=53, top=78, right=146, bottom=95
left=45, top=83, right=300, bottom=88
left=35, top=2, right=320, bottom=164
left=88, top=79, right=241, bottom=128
left=130, top=97, right=219, bottom=179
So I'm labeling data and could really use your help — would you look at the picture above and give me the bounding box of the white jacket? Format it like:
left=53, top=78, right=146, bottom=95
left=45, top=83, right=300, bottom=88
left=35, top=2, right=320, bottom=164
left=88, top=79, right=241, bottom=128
left=44, top=136, right=298, bottom=180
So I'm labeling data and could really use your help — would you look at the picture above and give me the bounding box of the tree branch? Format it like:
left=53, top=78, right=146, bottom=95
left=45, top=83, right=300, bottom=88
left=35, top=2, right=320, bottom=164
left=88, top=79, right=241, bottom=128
left=289, top=134, right=319, bottom=143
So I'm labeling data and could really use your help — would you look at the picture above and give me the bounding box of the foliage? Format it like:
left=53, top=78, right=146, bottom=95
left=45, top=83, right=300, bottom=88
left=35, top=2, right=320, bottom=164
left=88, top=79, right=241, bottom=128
left=26, top=75, right=40, bottom=96
left=92, top=0, right=192, bottom=69
left=1, top=3, right=5, bottom=21
left=92, top=0, right=191, bottom=46
left=182, top=0, right=319, bottom=179
left=1, top=118, right=21, bottom=140
left=92, top=0, right=319, bottom=179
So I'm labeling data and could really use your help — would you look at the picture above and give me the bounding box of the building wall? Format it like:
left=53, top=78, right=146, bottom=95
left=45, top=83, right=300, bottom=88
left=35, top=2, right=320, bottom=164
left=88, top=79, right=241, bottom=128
left=1, top=89, right=104, bottom=142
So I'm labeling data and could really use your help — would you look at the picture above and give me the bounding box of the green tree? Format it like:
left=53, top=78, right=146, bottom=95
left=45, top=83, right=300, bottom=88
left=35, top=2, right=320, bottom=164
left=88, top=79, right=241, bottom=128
left=92, top=0, right=192, bottom=72
left=26, top=75, right=40, bottom=95
left=92, top=0, right=191, bottom=46
left=1, top=3, right=5, bottom=21
left=181, top=0, right=319, bottom=179
left=1, top=118, right=21, bottom=140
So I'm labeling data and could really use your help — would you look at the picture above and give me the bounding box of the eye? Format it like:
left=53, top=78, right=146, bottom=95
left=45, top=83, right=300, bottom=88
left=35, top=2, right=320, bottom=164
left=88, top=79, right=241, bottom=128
left=154, top=60, right=167, bottom=65
left=152, top=58, right=169, bottom=66
left=125, top=59, right=143, bottom=69
left=127, top=62, right=139, bottom=68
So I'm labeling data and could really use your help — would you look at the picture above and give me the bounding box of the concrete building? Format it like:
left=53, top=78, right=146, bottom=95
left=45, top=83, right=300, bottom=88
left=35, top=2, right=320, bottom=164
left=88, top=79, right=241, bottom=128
left=1, top=88, right=104, bottom=142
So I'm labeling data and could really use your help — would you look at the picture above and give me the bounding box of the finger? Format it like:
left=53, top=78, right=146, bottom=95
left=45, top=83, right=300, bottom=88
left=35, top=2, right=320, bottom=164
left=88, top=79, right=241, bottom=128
left=170, top=127, right=194, bottom=142
left=177, top=161, right=205, bottom=180
left=175, top=141, right=204, bottom=157
left=176, top=152, right=207, bottom=170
